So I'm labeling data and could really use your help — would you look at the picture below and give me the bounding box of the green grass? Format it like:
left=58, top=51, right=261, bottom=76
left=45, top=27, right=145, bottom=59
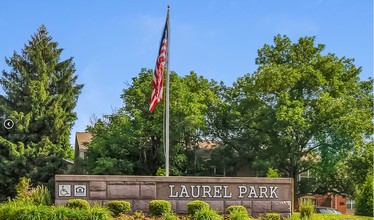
left=290, top=212, right=373, bottom=220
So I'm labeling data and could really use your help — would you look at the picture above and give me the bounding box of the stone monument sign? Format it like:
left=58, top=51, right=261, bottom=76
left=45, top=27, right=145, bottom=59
left=55, top=175, right=293, bottom=217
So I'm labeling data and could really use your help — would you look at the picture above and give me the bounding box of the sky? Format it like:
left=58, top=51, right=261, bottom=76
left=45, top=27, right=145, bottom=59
left=0, top=0, right=373, bottom=146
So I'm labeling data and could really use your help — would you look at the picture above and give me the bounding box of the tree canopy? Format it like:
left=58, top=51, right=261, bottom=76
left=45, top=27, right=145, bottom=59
left=85, top=69, right=219, bottom=175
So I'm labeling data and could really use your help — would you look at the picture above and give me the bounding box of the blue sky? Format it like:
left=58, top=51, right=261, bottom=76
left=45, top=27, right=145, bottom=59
left=0, top=0, right=372, bottom=146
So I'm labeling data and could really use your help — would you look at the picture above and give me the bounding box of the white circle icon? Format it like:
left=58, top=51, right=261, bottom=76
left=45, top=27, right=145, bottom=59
left=3, top=119, right=14, bottom=130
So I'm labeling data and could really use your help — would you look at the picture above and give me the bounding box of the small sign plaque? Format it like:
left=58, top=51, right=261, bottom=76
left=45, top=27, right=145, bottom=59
left=74, top=185, right=87, bottom=197
left=58, top=185, right=71, bottom=197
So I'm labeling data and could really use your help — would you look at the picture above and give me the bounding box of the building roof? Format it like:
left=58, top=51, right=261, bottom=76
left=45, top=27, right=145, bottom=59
left=75, top=132, right=92, bottom=150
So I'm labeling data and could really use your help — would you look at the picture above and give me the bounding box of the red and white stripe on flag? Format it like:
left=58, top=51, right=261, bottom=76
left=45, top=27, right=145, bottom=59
left=149, top=13, right=169, bottom=113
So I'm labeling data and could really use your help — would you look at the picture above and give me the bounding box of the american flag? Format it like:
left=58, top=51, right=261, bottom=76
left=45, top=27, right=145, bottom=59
left=149, top=12, right=169, bottom=113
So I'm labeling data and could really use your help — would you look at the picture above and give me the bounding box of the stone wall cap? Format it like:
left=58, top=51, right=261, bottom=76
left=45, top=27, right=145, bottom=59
left=55, top=175, right=292, bottom=184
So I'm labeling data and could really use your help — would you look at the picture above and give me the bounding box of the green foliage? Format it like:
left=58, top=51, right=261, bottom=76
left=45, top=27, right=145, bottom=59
left=0, top=199, right=112, bottom=220
left=149, top=200, right=172, bottom=216
left=300, top=200, right=314, bottom=219
left=264, top=213, right=281, bottom=220
left=355, top=171, right=374, bottom=217
left=107, top=200, right=131, bottom=216
left=162, top=211, right=178, bottom=220
left=288, top=212, right=373, bottom=220
left=187, top=200, right=210, bottom=215
left=156, top=167, right=166, bottom=176
left=208, top=34, right=373, bottom=197
left=14, top=177, right=52, bottom=206
left=193, top=206, right=222, bottom=220
left=15, top=177, right=31, bottom=200
left=0, top=25, right=83, bottom=200
left=65, top=199, right=91, bottom=210
left=132, top=211, right=145, bottom=220
left=29, top=185, right=52, bottom=206
left=0, top=199, right=35, bottom=220
left=84, top=69, right=220, bottom=176
left=18, top=205, right=53, bottom=220
left=227, top=207, right=250, bottom=220
left=226, top=205, right=247, bottom=214
left=89, top=205, right=112, bottom=220
left=266, top=167, right=280, bottom=178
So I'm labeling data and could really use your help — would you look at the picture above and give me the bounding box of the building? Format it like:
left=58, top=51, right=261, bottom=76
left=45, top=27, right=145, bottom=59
left=299, top=194, right=347, bottom=214
left=74, top=132, right=92, bottom=159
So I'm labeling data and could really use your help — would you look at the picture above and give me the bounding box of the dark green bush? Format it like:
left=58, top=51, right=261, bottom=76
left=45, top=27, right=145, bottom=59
left=264, top=213, right=281, bottom=220
left=107, top=200, right=131, bottom=216
left=193, top=206, right=222, bottom=220
left=65, top=199, right=91, bottom=210
left=226, top=205, right=247, bottom=214
left=187, top=200, right=210, bottom=215
left=227, top=208, right=250, bottom=220
left=355, top=172, right=374, bottom=217
left=300, top=200, right=314, bottom=219
left=149, top=200, right=172, bottom=216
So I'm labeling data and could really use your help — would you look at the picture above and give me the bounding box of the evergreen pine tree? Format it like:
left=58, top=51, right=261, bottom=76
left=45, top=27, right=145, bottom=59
left=0, top=25, right=83, bottom=200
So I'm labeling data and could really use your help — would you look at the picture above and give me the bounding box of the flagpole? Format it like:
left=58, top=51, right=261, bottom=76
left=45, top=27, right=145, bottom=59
left=165, top=5, right=170, bottom=177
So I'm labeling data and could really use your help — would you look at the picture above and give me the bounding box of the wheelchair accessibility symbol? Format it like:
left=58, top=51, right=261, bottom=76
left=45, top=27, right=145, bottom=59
left=58, top=185, right=71, bottom=197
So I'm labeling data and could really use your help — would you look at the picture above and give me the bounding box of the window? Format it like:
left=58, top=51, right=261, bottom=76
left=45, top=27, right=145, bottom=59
left=346, top=199, right=355, bottom=210
left=299, top=170, right=315, bottom=181
left=301, top=196, right=317, bottom=205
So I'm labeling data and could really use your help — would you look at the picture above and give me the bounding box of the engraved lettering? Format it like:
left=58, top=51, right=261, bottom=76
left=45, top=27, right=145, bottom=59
left=259, top=186, right=268, bottom=198
left=202, top=185, right=212, bottom=198
left=179, top=185, right=189, bottom=198
left=169, top=185, right=178, bottom=198
left=191, top=186, right=201, bottom=198
left=248, top=186, right=258, bottom=198
left=213, top=186, right=222, bottom=198
left=238, top=186, right=247, bottom=198
left=223, top=185, right=232, bottom=198
left=270, top=186, right=279, bottom=198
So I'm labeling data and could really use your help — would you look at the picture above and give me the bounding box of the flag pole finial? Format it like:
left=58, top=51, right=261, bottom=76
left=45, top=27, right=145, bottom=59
left=167, top=5, right=170, bottom=9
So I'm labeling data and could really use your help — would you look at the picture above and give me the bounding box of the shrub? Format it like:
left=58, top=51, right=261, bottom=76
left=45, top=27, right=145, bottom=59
left=0, top=199, right=35, bottom=220
left=193, top=206, right=222, bottom=220
left=266, top=167, right=280, bottom=178
left=156, top=167, right=166, bottom=176
left=15, top=177, right=31, bottom=199
left=162, top=211, right=178, bottom=220
left=187, top=200, right=210, bottom=215
left=29, top=185, right=52, bottom=206
left=18, top=205, right=54, bottom=220
left=149, top=200, right=172, bottom=216
left=54, top=206, right=74, bottom=219
left=300, top=200, right=314, bottom=219
left=89, top=206, right=112, bottom=220
left=264, top=213, right=281, bottom=220
left=107, top=200, right=131, bottom=216
left=226, top=205, right=247, bottom=214
left=133, top=211, right=145, bottom=220
left=14, top=177, right=52, bottom=206
left=228, top=208, right=250, bottom=220
left=65, top=199, right=91, bottom=210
